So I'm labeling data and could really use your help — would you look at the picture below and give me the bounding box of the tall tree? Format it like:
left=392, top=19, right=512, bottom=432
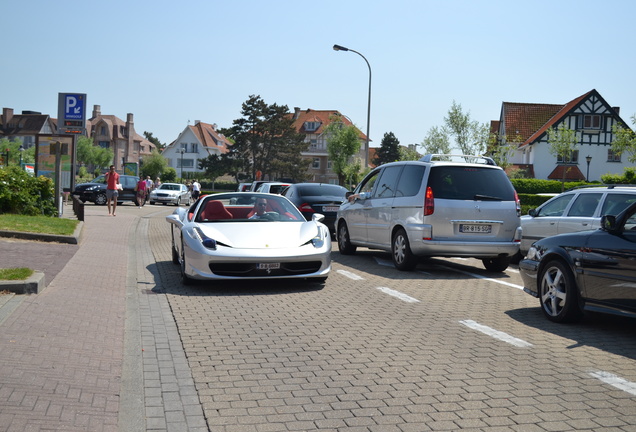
left=421, top=126, right=451, bottom=155
left=324, top=114, right=363, bottom=186
left=444, top=101, right=489, bottom=155
left=220, top=95, right=309, bottom=182
left=76, top=136, right=113, bottom=172
left=546, top=123, right=579, bottom=189
left=611, top=114, right=636, bottom=163
left=140, top=149, right=168, bottom=180
left=373, top=132, right=400, bottom=165
left=143, top=131, right=165, bottom=150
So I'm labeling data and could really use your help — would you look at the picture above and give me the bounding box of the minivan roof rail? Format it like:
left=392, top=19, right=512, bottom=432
left=419, top=154, right=497, bottom=166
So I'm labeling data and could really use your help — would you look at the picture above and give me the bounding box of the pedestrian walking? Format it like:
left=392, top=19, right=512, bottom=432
left=135, top=177, right=147, bottom=207
left=191, top=179, right=201, bottom=201
left=105, top=165, right=120, bottom=216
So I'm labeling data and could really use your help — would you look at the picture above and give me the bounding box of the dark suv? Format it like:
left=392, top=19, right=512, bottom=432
left=73, top=174, right=139, bottom=205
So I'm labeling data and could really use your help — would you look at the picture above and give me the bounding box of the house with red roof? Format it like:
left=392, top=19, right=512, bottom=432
left=87, top=105, right=156, bottom=172
left=163, top=120, right=230, bottom=177
left=492, top=89, right=632, bottom=181
left=288, top=107, right=368, bottom=184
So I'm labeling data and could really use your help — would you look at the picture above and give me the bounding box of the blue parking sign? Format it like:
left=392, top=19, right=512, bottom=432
left=64, top=94, right=85, bottom=120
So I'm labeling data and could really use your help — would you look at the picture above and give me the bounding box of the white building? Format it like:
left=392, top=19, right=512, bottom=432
left=164, top=121, right=231, bottom=177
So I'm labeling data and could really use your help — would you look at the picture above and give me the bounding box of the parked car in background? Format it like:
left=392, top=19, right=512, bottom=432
left=336, top=154, right=522, bottom=271
left=165, top=192, right=331, bottom=284
left=520, top=186, right=636, bottom=256
left=72, top=174, right=139, bottom=205
left=256, top=182, right=291, bottom=195
left=282, top=183, right=348, bottom=235
left=148, top=183, right=191, bottom=206
left=237, top=182, right=252, bottom=192
left=520, top=201, right=636, bottom=323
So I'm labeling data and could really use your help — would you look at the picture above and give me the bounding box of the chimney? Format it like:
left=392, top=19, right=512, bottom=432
left=293, top=107, right=300, bottom=120
left=2, top=108, right=14, bottom=126
left=613, top=107, right=620, bottom=115
left=92, top=105, right=101, bottom=118
left=194, top=120, right=200, bottom=125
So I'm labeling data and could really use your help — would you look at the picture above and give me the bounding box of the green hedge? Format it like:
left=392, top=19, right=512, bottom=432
left=510, top=178, right=594, bottom=194
left=0, top=166, right=57, bottom=216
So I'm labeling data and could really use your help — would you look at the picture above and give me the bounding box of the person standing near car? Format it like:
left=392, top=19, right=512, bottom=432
left=191, top=179, right=201, bottom=201
left=145, top=176, right=153, bottom=201
left=105, top=165, right=120, bottom=216
left=136, top=177, right=147, bottom=207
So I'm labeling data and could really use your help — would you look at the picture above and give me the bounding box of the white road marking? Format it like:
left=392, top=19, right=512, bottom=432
left=589, top=371, right=636, bottom=396
left=337, top=269, right=365, bottom=280
left=377, top=287, right=420, bottom=303
left=438, top=265, right=524, bottom=290
left=459, top=320, right=533, bottom=348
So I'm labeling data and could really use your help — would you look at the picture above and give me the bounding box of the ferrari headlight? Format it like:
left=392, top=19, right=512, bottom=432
left=194, top=227, right=217, bottom=250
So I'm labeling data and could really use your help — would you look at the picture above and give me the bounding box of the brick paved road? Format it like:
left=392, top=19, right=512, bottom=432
left=147, top=213, right=636, bottom=431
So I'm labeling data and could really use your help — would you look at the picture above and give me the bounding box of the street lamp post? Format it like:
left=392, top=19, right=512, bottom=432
left=4, top=148, right=9, bottom=167
left=333, top=44, right=371, bottom=169
left=179, top=148, right=185, bottom=181
left=19, top=145, right=24, bottom=169
left=586, top=155, right=592, bottom=182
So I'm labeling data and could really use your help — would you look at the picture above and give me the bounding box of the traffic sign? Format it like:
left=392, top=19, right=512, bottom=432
left=57, top=93, right=87, bottom=135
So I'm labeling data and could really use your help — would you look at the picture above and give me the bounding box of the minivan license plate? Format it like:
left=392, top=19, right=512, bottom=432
left=460, top=224, right=491, bottom=233
left=257, top=263, right=280, bottom=270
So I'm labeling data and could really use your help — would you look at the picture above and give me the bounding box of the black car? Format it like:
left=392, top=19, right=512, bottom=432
left=519, top=201, right=636, bottom=323
left=282, top=183, right=348, bottom=235
left=73, top=174, right=139, bottom=205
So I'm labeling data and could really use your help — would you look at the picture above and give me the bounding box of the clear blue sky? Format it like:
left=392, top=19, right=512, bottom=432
left=3, top=0, right=635, bottom=148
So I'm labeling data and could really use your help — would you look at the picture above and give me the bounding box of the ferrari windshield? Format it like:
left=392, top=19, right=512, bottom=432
left=195, top=193, right=305, bottom=223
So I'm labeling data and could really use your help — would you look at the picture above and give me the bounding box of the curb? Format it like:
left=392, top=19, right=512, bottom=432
left=0, top=271, right=46, bottom=294
left=0, top=221, right=83, bottom=245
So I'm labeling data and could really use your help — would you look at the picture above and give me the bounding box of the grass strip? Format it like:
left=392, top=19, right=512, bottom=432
left=0, top=214, right=78, bottom=235
left=0, top=268, right=34, bottom=281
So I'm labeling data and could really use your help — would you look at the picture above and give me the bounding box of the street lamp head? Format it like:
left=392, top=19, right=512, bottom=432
left=586, top=155, right=592, bottom=163
left=333, top=44, right=349, bottom=52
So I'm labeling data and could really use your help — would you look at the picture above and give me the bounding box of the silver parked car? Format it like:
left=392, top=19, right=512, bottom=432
left=336, top=154, right=522, bottom=272
left=520, top=185, right=636, bottom=256
left=148, top=183, right=191, bottom=206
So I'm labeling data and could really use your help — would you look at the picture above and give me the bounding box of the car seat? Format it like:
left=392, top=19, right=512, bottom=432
left=200, top=200, right=233, bottom=221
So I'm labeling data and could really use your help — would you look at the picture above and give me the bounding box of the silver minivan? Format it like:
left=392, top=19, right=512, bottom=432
left=336, top=154, right=522, bottom=271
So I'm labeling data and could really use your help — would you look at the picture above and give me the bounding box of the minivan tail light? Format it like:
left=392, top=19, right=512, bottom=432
left=424, top=186, right=434, bottom=216
left=514, top=190, right=521, bottom=217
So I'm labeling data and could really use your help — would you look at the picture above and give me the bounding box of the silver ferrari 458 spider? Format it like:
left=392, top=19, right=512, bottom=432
left=166, top=192, right=331, bottom=284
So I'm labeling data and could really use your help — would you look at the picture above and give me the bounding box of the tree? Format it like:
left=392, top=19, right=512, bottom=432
left=76, top=136, right=113, bottom=173
left=220, top=95, right=309, bottom=182
left=421, top=126, right=451, bottom=155
left=611, top=114, right=636, bottom=163
left=198, top=154, right=235, bottom=182
left=546, top=123, right=579, bottom=190
left=140, top=149, right=168, bottom=180
left=373, top=132, right=400, bottom=165
left=144, top=131, right=165, bottom=151
left=0, top=138, right=33, bottom=165
left=398, top=145, right=420, bottom=161
left=324, top=114, right=363, bottom=186
left=444, top=101, right=490, bottom=155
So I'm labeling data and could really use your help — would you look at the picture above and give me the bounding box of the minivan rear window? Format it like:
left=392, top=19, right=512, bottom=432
left=428, top=166, right=515, bottom=201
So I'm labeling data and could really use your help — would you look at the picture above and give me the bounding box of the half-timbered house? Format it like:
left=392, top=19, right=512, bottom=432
left=492, top=89, right=633, bottom=181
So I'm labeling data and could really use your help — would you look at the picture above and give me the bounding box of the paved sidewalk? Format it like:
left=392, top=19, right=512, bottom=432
left=0, top=205, right=207, bottom=431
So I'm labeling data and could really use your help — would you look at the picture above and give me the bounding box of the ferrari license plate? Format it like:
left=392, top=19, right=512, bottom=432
left=459, top=224, right=492, bottom=233
left=323, top=206, right=339, bottom=212
left=257, top=263, right=280, bottom=270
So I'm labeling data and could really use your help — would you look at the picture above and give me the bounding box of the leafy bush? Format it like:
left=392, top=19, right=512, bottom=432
left=511, top=178, right=591, bottom=193
left=0, top=167, right=57, bottom=216
left=601, top=167, right=636, bottom=184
